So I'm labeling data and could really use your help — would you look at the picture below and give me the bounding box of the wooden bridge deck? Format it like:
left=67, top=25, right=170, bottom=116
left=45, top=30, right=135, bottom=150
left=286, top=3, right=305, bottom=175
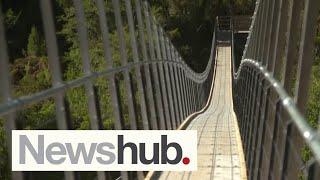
left=157, top=46, right=247, bottom=180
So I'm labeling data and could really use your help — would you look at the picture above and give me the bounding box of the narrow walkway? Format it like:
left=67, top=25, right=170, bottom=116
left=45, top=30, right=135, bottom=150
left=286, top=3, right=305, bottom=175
left=158, top=45, right=246, bottom=180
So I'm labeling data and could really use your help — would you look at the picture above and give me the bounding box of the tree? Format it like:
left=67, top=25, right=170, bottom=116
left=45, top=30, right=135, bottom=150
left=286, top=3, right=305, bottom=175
left=26, top=26, right=42, bottom=56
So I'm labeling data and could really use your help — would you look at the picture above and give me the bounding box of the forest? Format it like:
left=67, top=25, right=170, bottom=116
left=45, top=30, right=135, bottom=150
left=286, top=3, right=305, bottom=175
left=0, top=0, right=319, bottom=179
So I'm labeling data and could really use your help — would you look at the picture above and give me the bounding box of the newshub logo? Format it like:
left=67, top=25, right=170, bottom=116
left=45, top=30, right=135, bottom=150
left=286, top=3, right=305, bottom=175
left=12, top=130, right=197, bottom=171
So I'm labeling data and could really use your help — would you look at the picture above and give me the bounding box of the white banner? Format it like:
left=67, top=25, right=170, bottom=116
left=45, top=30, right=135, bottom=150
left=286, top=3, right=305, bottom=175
left=12, top=130, right=197, bottom=171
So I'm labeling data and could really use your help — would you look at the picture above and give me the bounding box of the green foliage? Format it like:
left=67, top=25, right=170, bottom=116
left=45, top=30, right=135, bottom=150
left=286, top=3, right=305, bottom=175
left=306, top=29, right=320, bottom=129
left=11, top=56, right=51, bottom=96
left=57, top=0, right=120, bottom=129
left=0, top=119, right=10, bottom=180
left=27, top=26, right=44, bottom=56
left=303, top=22, right=320, bottom=165
left=306, top=65, right=320, bottom=128
left=9, top=56, right=55, bottom=129
left=4, top=8, right=21, bottom=29
left=150, top=0, right=217, bottom=72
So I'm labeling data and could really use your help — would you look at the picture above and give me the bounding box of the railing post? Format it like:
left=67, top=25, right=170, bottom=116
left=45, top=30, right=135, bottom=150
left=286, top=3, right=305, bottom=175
left=256, top=1, right=278, bottom=173
left=284, top=0, right=319, bottom=178
left=195, top=81, right=199, bottom=111
left=186, top=75, right=192, bottom=116
left=181, top=67, right=189, bottom=118
left=255, top=1, right=284, bottom=178
left=281, top=0, right=304, bottom=90
left=96, top=0, right=128, bottom=178
left=242, top=69, right=251, bottom=134
left=134, top=0, right=157, bottom=130
left=194, top=83, right=198, bottom=112
left=245, top=70, right=259, bottom=159
left=143, top=1, right=161, bottom=130
left=251, top=1, right=261, bottom=59
left=256, top=86, right=271, bottom=179
left=125, top=0, right=149, bottom=131
left=294, top=0, right=320, bottom=113
left=159, top=27, right=176, bottom=129
left=258, top=0, right=270, bottom=64
left=96, top=0, right=122, bottom=129
left=73, top=0, right=106, bottom=179
left=177, top=52, right=187, bottom=120
left=280, top=122, right=293, bottom=179
left=277, top=1, right=305, bottom=178
left=266, top=0, right=282, bottom=72
left=0, top=5, right=24, bottom=180
left=151, top=16, right=167, bottom=130
left=144, top=1, right=168, bottom=129
left=255, top=0, right=266, bottom=60
left=248, top=75, right=264, bottom=178
left=243, top=69, right=255, bottom=147
left=272, top=0, right=288, bottom=76
left=262, top=0, right=275, bottom=66
left=191, top=79, right=194, bottom=113
left=190, top=80, right=195, bottom=113
left=267, top=100, right=281, bottom=178
left=112, top=0, right=138, bottom=131
left=172, top=47, right=184, bottom=123
left=165, top=37, right=179, bottom=126
left=40, top=1, right=75, bottom=179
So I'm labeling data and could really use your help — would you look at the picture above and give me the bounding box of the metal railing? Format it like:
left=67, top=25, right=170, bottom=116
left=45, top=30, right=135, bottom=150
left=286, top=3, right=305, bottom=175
left=0, top=0, right=217, bottom=179
left=232, top=0, right=320, bottom=179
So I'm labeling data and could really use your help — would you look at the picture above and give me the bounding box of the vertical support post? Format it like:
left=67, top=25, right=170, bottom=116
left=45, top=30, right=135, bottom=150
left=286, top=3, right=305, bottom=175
left=151, top=16, right=167, bottom=130
left=281, top=0, right=304, bottom=90
left=96, top=0, right=123, bottom=130
left=143, top=1, right=162, bottom=129
left=73, top=0, right=102, bottom=130
left=165, top=36, right=179, bottom=126
left=159, top=27, right=176, bottom=129
left=267, top=100, right=281, bottom=178
left=246, top=70, right=259, bottom=156
left=271, top=0, right=288, bottom=75
left=40, top=1, right=75, bottom=179
left=294, top=0, right=320, bottom=113
left=170, top=43, right=183, bottom=124
left=255, top=0, right=266, bottom=61
left=185, top=74, right=191, bottom=116
left=0, top=5, right=24, bottom=180
left=125, top=0, right=149, bottom=130
left=265, top=0, right=281, bottom=72
left=262, top=0, right=275, bottom=66
left=181, top=67, right=188, bottom=118
left=278, top=1, right=306, bottom=178
left=243, top=69, right=255, bottom=146
left=112, top=0, right=137, bottom=130
left=256, top=87, right=271, bottom=179
left=73, top=0, right=106, bottom=179
left=134, top=0, right=157, bottom=130
left=259, top=0, right=271, bottom=65
left=174, top=49, right=184, bottom=121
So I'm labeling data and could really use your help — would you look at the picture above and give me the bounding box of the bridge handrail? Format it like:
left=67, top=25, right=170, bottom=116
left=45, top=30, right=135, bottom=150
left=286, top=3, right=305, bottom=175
left=232, top=0, right=320, bottom=178
left=235, top=0, right=320, bottom=161
left=239, top=59, right=320, bottom=162
left=0, top=0, right=217, bottom=179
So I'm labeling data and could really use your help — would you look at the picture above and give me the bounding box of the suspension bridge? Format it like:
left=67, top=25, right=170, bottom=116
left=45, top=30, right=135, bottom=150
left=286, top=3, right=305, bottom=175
left=0, top=0, right=320, bottom=180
